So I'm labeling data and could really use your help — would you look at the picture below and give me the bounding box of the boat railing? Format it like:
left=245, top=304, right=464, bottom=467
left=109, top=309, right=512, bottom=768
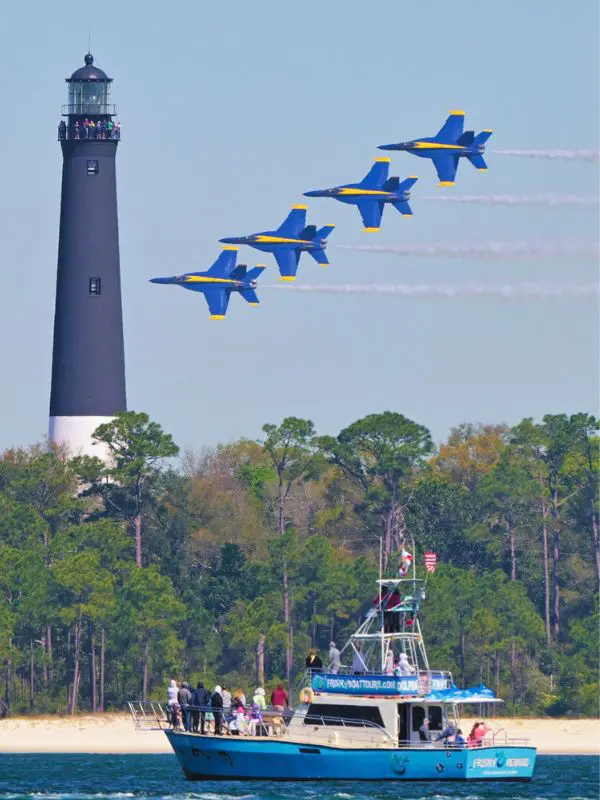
left=128, top=700, right=170, bottom=730
left=294, top=711, right=395, bottom=746
left=489, top=727, right=530, bottom=746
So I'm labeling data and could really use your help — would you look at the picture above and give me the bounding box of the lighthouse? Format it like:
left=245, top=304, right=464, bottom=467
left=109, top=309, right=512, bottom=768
left=49, top=53, right=126, bottom=456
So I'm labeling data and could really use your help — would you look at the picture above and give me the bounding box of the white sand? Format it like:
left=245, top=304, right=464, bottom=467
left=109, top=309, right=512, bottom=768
left=0, top=713, right=598, bottom=755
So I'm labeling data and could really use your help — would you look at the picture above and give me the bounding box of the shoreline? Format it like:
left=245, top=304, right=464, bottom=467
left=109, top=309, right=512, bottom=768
left=0, top=714, right=598, bottom=756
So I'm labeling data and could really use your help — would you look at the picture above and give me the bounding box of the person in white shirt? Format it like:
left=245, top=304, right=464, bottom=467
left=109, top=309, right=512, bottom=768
left=328, top=641, right=342, bottom=673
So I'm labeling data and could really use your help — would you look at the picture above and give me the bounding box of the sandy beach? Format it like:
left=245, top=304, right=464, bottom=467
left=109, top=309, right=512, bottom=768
left=0, top=713, right=598, bottom=755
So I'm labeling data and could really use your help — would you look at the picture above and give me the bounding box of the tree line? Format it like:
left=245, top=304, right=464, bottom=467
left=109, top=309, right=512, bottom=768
left=0, top=410, right=597, bottom=717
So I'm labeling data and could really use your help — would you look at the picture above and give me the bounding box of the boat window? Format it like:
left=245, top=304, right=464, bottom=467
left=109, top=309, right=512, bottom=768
left=411, top=704, right=443, bottom=731
left=428, top=705, right=443, bottom=731
left=412, top=706, right=425, bottom=731
left=305, top=704, right=384, bottom=728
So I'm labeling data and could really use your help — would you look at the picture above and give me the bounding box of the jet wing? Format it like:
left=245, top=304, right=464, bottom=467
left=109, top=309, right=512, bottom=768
left=274, top=249, right=301, bottom=280
left=276, top=206, right=307, bottom=237
left=203, top=288, right=231, bottom=318
left=432, top=154, right=459, bottom=185
left=356, top=200, right=384, bottom=231
left=435, top=111, right=465, bottom=143
left=359, top=159, right=390, bottom=188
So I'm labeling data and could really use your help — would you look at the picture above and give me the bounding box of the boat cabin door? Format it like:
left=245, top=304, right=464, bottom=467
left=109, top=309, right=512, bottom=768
left=397, top=703, right=409, bottom=746
left=410, top=704, right=426, bottom=745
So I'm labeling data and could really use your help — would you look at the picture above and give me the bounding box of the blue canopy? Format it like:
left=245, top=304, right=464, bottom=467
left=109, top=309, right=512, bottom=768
left=423, top=682, right=502, bottom=703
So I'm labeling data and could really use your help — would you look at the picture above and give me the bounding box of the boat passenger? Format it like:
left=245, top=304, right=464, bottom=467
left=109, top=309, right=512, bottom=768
left=328, top=641, right=342, bottom=673
left=230, top=694, right=247, bottom=734
left=192, top=681, right=211, bottom=734
left=271, top=683, right=289, bottom=710
left=352, top=649, right=367, bottom=674
left=253, top=687, right=267, bottom=710
left=166, top=679, right=180, bottom=728
left=212, top=685, right=224, bottom=735
left=396, top=652, right=415, bottom=676
left=233, top=687, right=247, bottom=706
left=473, top=721, right=490, bottom=746
left=419, top=717, right=431, bottom=742
left=467, top=722, right=481, bottom=746
left=221, top=685, right=232, bottom=714
left=435, top=722, right=457, bottom=743
left=453, top=728, right=466, bottom=747
left=305, top=648, right=323, bottom=675
left=248, top=698, right=266, bottom=736
left=384, top=648, right=394, bottom=675
left=178, top=681, right=193, bottom=731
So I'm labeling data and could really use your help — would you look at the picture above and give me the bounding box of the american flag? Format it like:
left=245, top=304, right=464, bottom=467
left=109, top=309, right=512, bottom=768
left=424, top=552, right=437, bottom=573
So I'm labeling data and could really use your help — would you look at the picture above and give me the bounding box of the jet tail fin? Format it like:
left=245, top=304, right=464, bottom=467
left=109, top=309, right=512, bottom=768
left=245, top=266, right=265, bottom=282
left=383, top=176, right=399, bottom=191
left=299, top=224, right=317, bottom=241
left=230, top=264, right=247, bottom=280
left=398, top=176, right=418, bottom=192
left=473, top=130, right=493, bottom=146
left=309, top=248, right=330, bottom=266
left=241, top=288, right=260, bottom=305
left=457, top=130, right=475, bottom=146
left=314, top=225, right=335, bottom=241
left=468, top=153, right=488, bottom=170
left=392, top=200, right=413, bottom=216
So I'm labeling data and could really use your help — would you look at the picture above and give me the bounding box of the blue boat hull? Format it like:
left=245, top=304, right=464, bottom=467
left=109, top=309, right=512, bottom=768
left=165, top=731, right=536, bottom=782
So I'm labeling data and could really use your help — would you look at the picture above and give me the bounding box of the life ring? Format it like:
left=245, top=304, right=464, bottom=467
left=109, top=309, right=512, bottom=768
left=300, top=687, right=314, bottom=704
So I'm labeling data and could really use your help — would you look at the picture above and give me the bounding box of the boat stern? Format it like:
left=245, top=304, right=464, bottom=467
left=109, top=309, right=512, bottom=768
left=464, top=745, right=536, bottom=780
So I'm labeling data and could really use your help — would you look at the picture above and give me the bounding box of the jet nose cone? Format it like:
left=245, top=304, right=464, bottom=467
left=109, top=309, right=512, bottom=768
left=221, top=236, right=248, bottom=245
left=304, top=190, right=322, bottom=197
left=150, top=277, right=171, bottom=284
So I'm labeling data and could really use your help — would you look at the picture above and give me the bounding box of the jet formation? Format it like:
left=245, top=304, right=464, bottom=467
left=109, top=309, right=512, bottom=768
left=150, top=110, right=492, bottom=316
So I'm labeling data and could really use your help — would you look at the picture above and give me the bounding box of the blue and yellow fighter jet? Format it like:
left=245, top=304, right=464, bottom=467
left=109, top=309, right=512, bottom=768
left=149, top=247, right=264, bottom=320
left=219, top=205, right=335, bottom=281
left=304, top=158, right=417, bottom=231
left=378, top=111, right=492, bottom=186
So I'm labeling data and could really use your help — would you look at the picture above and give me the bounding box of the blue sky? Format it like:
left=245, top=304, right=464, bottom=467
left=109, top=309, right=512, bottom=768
left=0, top=0, right=598, bottom=453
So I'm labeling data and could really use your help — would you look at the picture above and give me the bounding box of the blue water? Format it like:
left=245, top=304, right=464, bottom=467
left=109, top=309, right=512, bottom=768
left=0, top=754, right=597, bottom=799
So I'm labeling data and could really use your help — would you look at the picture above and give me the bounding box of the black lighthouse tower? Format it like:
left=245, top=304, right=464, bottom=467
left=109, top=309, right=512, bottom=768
left=49, top=53, right=126, bottom=455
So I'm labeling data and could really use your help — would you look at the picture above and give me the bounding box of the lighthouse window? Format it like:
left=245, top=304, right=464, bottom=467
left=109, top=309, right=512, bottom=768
left=89, top=277, right=102, bottom=295
left=87, top=160, right=99, bottom=175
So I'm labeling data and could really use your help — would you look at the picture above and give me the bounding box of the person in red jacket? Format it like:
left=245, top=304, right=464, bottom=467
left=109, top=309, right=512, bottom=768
left=271, top=683, right=289, bottom=711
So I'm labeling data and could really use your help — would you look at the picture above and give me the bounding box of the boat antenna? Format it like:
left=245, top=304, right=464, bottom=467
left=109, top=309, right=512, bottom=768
left=378, top=536, right=384, bottom=671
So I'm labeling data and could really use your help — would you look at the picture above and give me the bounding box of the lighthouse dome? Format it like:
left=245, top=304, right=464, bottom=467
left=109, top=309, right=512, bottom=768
left=68, top=53, right=111, bottom=83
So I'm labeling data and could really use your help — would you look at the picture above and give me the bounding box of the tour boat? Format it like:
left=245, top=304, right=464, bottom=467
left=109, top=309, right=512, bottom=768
left=130, top=571, right=536, bottom=782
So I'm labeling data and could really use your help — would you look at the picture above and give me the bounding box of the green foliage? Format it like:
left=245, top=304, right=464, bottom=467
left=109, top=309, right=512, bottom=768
left=0, top=409, right=597, bottom=716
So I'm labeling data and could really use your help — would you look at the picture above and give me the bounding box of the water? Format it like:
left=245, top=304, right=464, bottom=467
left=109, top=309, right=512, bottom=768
left=0, top=755, right=597, bottom=800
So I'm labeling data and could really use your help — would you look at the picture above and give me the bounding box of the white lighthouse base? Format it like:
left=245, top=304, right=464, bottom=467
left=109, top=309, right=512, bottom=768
left=49, top=415, right=114, bottom=459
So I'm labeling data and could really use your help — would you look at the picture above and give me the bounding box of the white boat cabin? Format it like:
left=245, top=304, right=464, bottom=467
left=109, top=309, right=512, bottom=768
left=288, top=692, right=459, bottom=748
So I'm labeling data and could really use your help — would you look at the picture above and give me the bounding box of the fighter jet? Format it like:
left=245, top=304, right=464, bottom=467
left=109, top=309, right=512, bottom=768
left=304, top=158, right=418, bottom=232
left=149, top=246, right=265, bottom=319
left=220, top=205, right=335, bottom=281
left=378, top=111, right=492, bottom=186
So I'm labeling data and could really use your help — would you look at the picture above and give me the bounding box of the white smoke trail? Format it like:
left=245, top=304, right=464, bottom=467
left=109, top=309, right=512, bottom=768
left=493, top=149, right=600, bottom=162
left=265, top=282, right=599, bottom=299
left=338, top=239, right=599, bottom=260
left=421, top=194, right=599, bottom=207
